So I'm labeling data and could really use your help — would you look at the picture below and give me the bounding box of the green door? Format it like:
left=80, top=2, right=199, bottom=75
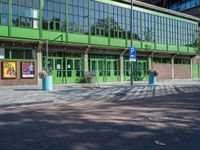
left=97, top=59, right=105, bottom=82
left=48, top=57, right=63, bottom=84
left=90, top=59, right=105, bottom=82
left=65, top=58, right=83, bottom=83
left=136, top=61, right=148, bottom=81
left=113, top=60, right=120, bottom=82
left=74, top=59, right=82, bottom=82
left=124, top=60, right=131, bottom=81
left=105, top=59, right=120, bottom=82
left=192, top=64, right=199, bottom=79
left=105, top=60, right=112, bottom=82
left=90, top=58, right=120, bottom=82
left=124, top=60, right=148, bottom=81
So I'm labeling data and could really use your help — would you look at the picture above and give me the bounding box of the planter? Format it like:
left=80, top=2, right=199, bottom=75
left=42, top=75, right=53, bottom=91
left=149, top=73, right=157, bottom=85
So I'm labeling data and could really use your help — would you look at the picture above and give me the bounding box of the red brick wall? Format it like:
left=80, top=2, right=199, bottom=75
left=0, top=60, right=37, bottom=86
left=153, top=64, right=172, bottom=80
left=174, top=64, right=191, bottom=79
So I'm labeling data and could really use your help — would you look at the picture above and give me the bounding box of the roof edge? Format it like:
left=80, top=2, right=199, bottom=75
left=120, top=0, right=200, bottom=22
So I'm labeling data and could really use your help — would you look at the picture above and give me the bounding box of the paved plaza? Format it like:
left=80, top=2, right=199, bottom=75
left=0, top=80, right=200, bottom=150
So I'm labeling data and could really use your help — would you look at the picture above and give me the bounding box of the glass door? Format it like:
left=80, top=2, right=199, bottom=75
left=136, top=61, right=148, bottom=81
left=54, top=58, right=63, bottom=84
left=47, top=57, right=63, bottom=84
left=105, top=60, right=112, bottom=82
left=113, top=60, right=120, bottom=81
left=65, top=58, right=74, bottom=83
left=65, top=58, right=82, bottom=83
left=124, top=60, right=131, bottom=81
left=74, top=59, right=82, bottom=82
left=98, top=59, right=105, bottom=82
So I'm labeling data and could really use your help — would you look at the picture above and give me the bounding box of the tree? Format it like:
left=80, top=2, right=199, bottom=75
left=193, top=28, right=200, bottom=54
left=142, top=27, right=154, bottom=70
left=143, top=27, right=154, bottom=50
left=90, top=17, right=139, bottom=39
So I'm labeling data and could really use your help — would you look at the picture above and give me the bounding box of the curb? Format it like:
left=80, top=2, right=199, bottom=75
left=0, top=100, right=54, bottom=108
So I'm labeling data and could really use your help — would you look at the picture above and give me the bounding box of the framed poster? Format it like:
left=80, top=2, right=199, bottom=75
left=2, top=61, right=17, bottom=79
left=21, top=62, right=35, bottom=78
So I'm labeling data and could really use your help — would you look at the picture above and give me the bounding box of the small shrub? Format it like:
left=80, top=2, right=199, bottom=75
left=147, top=69, right=159, bottom=77
left=38, top=69, right=52, bottom=79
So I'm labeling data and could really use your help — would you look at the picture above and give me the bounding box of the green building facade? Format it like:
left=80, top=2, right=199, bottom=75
left=0, top=0, right=199, bottom=85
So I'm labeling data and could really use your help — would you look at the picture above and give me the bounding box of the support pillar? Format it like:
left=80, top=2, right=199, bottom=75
left=172, top=57, right=175, bottom=79
left=120, top=54, right=124, bottom=82
left=37, top=42, right=43, bottom=85
left=120, top=49, right=128, bottom=82
left=148, top=56, right=152, bottom=70
left=191, top=58, right=193, bottom=79
left=84, top=47, right=90, bottom=75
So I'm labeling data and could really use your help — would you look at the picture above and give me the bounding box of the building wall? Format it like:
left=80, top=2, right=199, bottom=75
left=154, top=64, right=172, bottom=79
left=0, top=0, right=198, bottom=54
left=174, top=64, right=191, bottom=79
left=0, top=60, right=37, bottom=86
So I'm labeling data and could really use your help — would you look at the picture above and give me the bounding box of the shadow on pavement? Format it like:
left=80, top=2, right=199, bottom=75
left=0, top=92, right=200, bottom=150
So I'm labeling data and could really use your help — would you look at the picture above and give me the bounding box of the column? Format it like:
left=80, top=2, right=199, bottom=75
left=191, top=58, right=193, bottom=79
left=37, top=42, right=43, bottom=85
left=84, top=47, right=90, bottom=75
left=120, top=54, right=124, bottom=82
left=148, top=56, right=152, bottom=70
left=172, top=57, right=175, bottom=79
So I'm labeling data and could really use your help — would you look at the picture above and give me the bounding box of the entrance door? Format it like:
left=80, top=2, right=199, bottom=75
left=65, top=58, right=82, bottom=83
left=124, top=60, right=143, bottom=81
left=54, top=58, right=63, bottom=84
left=124, top=60, right=131, bottom=81
left=97, top=59, right=105, bottom=82
left=48, top=58, right=63, bottom=84
left=136, top=61, right=148, bottom=81
left=113, top=60, right=120, bottom=81
left=105, top=60, right=120, bottom=82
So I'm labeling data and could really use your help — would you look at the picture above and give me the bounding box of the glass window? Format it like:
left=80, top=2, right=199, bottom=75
left=69, top=0, right=89, bottom=34
left=11, top=0, right=40, bottom=29
left=42, top=0, right=66, bottom=32
left=110, top=5, right=126, bottom=39
left=10, top=49, right=36, bottom=60
left=1, top=1, right=9, bottom=25
left=5, top=49, right=10, bottom=59
left=12, top=50, right=24, bottom=59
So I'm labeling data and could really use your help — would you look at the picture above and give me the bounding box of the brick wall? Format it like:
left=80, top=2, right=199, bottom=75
left=0, top=60, right=37, bottom=86
left=153, top=64, right=172, bottom=80
left=174, top=64, right=191, bottom=79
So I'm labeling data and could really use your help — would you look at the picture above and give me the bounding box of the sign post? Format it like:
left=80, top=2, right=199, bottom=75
left=129, top=47, right=136, bottom=62
left=129, top=47, right=136, bottom=86
left=130, top=0, right=136, bottom=86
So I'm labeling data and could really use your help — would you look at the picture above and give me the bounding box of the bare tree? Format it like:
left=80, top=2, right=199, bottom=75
left=193, top=28, right=200, bottom=54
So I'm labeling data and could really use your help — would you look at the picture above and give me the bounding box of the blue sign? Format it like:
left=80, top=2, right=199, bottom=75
left=129, top=47, right=136, bottom=62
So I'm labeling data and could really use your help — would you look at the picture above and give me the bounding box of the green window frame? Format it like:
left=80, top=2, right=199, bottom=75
left=90, top=0, right=108, bottom=37
left=68, top=0, right=89, bottom=34
left=174, top=58, right=191, bottom=64
left=42, top=0, right=66, bottom=32
left=12, top=0, right=40, bottom=29
left=0, top=0, right=9, bottom=26
left=5, top=48, right=36, bottom=60
left=110, top=4, right=126, bottom=39
left=141, top=12, right=154, bottom=42
left=153, top=57, right=171, bottom=64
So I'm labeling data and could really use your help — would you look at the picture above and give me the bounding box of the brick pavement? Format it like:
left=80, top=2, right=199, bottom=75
left=0, top=79, right=200, bottom=106
left=0, top=81, right=200, bottom=150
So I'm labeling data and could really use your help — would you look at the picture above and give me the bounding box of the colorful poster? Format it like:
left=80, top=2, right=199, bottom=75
left=2, top=61, right=17, bottom=79
left=21, top=62, right=35, bottom=78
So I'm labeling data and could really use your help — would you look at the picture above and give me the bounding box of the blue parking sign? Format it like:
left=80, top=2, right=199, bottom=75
left=129, top=47, right=136, bottom=62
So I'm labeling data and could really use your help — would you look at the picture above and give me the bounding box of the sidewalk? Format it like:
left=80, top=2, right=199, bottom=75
left=0, top=80, right=200, bottom=150
left=0, top=79, right=200, bottom=107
